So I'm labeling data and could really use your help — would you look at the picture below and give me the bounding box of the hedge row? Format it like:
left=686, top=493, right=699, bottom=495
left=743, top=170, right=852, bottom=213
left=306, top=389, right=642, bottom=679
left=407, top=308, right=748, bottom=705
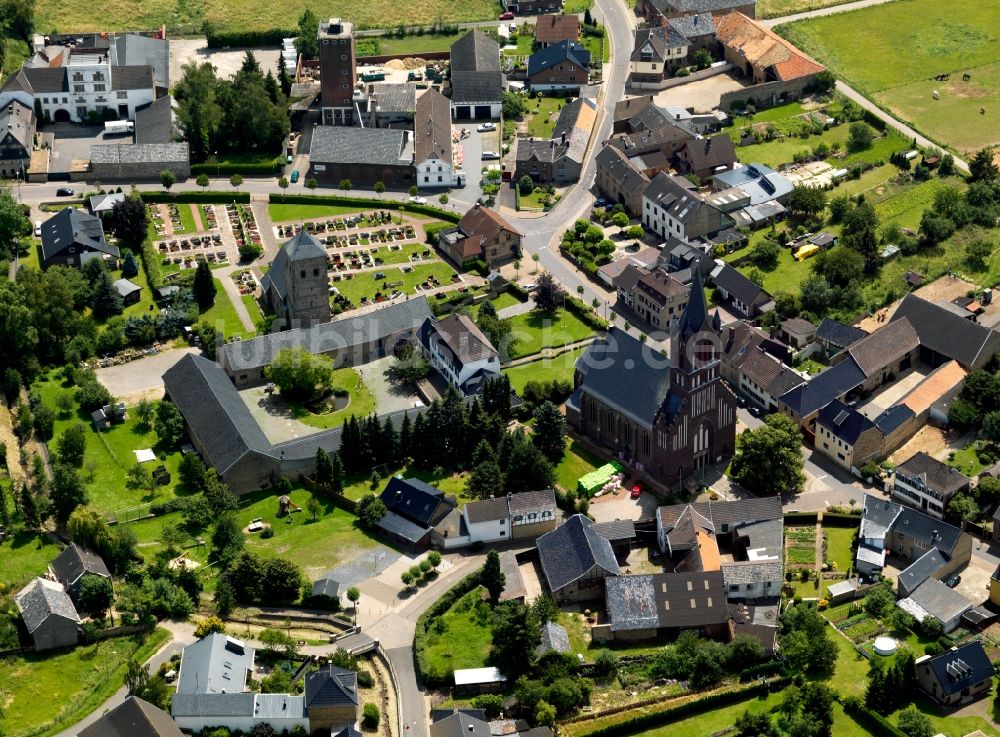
left=841, top=699, right=906, bottom=737
left=140, top=191, right=251, bottom=204
left=563, top=294, right=608, bottom=331
left=577, top=678, right=790, bottom=737
left=191, top=161, right=281, bottom=176
left=140, top=238, right=163, bottom=289
left=820, top=512, right=864, bottom=528
left=462, top=258, right=489, bottom=277
left=205, top=28, right=295, bottom=48
left=413, top=569, right=483, bottom=688
left=783, top=512, right=819, bottom=525
left=267, top=193, right=462, bottom=223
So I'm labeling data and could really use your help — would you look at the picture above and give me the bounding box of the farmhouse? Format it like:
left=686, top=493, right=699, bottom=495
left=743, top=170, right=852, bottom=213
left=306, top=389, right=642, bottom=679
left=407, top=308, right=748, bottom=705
left=637, top=0, right=756, bottom=25
left=14, top=577, right=80, bottom=651
left=676, top=134, right=737, bottom=181
left=450, top=31, right=504, bottom=120
left=537, top=514, right=620, bottom=603
left=892, top=451, right=971, bottom=519
left=450, top=490, right=558, bottom=549
left=594, top=145, right=651, bottom=215
left=710, top=263, right=773, bottom=318
left=630, top=25, right=689, bottom=86
left=815, top=318, right=868, bottom=356
left=514, top=98, right=595, bottom=184
left=377, top=476, right=457, bottom=547
left=0, top=99, right=34, bottom=178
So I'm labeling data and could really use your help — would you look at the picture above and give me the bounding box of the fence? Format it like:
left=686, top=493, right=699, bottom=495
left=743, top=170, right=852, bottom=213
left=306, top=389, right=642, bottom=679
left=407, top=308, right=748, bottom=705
left=300, top=475, right=358, bottom=514
left=375, top=643, right=403, bottom=737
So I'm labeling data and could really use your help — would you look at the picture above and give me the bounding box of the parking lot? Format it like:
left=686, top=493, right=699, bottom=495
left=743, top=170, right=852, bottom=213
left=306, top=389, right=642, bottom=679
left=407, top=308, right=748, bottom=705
left=45, top=123, right=113, bottom=174
left=651, top=72, right=751, bottom=113
left=446, top=123, right=500, bottom=208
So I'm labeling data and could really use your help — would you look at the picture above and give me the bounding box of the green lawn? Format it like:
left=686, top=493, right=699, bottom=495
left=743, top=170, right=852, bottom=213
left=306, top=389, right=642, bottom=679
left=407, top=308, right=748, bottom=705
left=581, top=26, right=608, bottom=64
left=757, top=0, right=857, bottom=18
left=0, top=531, right=63, bottom=591
left=291, top=367, right=378, bottom=430
left=332, top=262, right=458, bottom=307
left=0, top=628, right=170, bottom=737
left=523, top=96, right=569, bottom=139
left=618, top=692, right=784, bottom=737
left=777, top=0, right=1000, bottom=154
left=33, top=373, right=188, bottom=515
left=502, top=32, right=534, bottom=57
left=824, top=525, right=856, bottom=572
left=268, top=203, right=386, bottom=222
left=787, top=547, right=816, bottom=565
left=948, top=440, right=992, bottom=477
left=489, top=291, right=524, bottom=312
left=340, top=466, right=471, bottom=504
left=506, top=307, right=595, bottom=359
left=200, top=278, right=255, bottom=339
left=420, top=586, right=494, bottom=682
left=728, top=101, right=809, bottom=129
left=376, top=31, right=467, bottom=56
left=736, top=238, right=810, bottom=296
left=734, top=126, right=907, bottom=170
left=554, top=438, right=603, bottom=492
left=520, top=188, right=555, bottom=211
left=172, top=202, right=198, bottom=235
left=503, top=347, right=585, bottom=393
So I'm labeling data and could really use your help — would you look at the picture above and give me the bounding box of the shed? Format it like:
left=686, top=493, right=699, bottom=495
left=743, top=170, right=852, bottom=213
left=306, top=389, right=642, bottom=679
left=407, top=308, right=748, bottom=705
left=454, top=667, right=507, bottom=694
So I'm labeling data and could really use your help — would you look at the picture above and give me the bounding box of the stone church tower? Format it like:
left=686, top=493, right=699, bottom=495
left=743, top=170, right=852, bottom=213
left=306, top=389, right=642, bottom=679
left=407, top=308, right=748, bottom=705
left=260, top=229, right=330, bottom=327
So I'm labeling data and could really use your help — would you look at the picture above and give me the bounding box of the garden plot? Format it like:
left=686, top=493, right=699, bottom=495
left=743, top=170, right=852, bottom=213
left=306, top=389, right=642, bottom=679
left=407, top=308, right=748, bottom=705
left=785, top=526, right=818, bottom=567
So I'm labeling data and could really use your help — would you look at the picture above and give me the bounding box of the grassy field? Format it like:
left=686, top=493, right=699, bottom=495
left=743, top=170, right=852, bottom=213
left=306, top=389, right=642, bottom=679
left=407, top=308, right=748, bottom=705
left=332, top=262, right=458, bottom=306
left=506, top=307, right=595, bottom=359
left=756, top=0, right=856, bottom=18
left=598, top=692, right=784, bottom=737
left=420, top=586, right=494, bottom=681
left=503, top=347, right=585, bottom=393
left=33, top=372, right=188, bottom=515
left=948, top=440, right=992, bottom=477
left=734, top=126, right=909, bottom=170
left=198, top=277, right=255, bottom=339
left=523, top=96, right=569, bottom=139
left=292, top=367, right=378, bottom=430
left=340, top=465, right=469, bottom=503
left=777, top=0, right=1000, bottom=154
left=554, top=439, right=603, bottom=492
left=376, top=31, right=467, bottom=56
left=268, top=203, right=393, bottom=221
left=736, top=239, right=806, bottom=297
left=1, top=531, right=64, bottom=591
left=0, top=628, right=170, bottom=737
left=33, top=0, right=497, bottom=34
left=824, top=525, right=856, bottom=572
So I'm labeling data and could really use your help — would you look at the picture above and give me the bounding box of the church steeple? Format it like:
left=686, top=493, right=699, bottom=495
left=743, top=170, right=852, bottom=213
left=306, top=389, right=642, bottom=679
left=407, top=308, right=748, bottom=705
left=678, top=264, right=710, bottom=338
left=672, top=264, right=720, bottom=375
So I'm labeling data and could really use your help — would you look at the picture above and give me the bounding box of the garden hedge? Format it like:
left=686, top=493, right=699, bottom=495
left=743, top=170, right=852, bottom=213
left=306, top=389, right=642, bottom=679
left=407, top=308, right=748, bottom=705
left=268, top=193, right=462, bottom=224
left=841, top=699, right=906, bottom=737
left=205, top=28, right=295, bottom=48
left=191, top=160, right=281, bottom=176
left=821, top=512, right=863, bottom=527
left=783, top=512, right=819, bottom=525
left=576, top=678, right=790, bottom=737
left=140, top=191, right=251, bottom=204
left=563, top=294, right=608, bottom=331
left=413, top=569, right=484, bottom=688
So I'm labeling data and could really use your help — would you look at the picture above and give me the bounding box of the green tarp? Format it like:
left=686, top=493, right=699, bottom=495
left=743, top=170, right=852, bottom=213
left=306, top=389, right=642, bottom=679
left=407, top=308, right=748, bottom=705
left=576, top=460, right=624, bottom=496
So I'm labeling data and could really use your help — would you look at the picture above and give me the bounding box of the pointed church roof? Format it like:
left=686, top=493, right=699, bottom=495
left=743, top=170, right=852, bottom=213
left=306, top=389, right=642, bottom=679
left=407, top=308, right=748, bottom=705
left=284, top=229, right=327, bottom=261
left=678, top=264, right=709, bottom=336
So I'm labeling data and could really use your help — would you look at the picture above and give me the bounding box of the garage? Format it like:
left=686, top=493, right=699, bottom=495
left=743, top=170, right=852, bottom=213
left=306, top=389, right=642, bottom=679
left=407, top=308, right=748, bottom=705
left=475, top=105, right=492, bottom=119
left=455, top=106, right=471, bottom=120
left=53, top=109, right=71, bottom=123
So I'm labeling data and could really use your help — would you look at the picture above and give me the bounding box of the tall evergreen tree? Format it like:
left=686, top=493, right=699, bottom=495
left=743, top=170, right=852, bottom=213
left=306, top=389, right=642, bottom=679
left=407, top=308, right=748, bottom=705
left=277, top=54, right=292, bottom=97
left=193, top=260, right=216, bottom=309
left=20, top=482, right=37, bottom=529
left=532, top=401, right=566, bottom=463
left=482, top=550, right=506, bottom=603
left=315, top=447, right=333, bottom=488
left=91, top=270, right=124, bottom=319
left=121, top=250, right=139, bottom=278
left=330, top=452, right=345, bottom=494
left=381, top=416, right=399, bottom=467
left=398, top=412, right=413, bottom=462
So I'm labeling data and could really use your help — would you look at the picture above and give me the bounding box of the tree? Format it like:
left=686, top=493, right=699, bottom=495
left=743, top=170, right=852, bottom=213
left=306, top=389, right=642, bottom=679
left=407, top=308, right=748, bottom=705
left=211, top=512, right=244, bottom=567
left=692, top=48, right=712, bottom=70
left=266, top=347, right=335, bottom=400
left=160, top=170, right=176, bottom=191
left=735, top=711, right=774, bottom=737
left=296, top=8, right=319, bottom=59
left=502, top=90, right=528, bottom=119
left=307, top=178, right=318, bottom=193
left=230, top=173, right=243, bottom=191
left=518, top=176, right=534, bottom=196
left=966, top=238, right=993, bottom=271
left=947, top=492, right=979, bottom=523
left=535, top=701, right=557, bottom=727
left=969, top=147, right=999, bottom=183
left=260, top=627, right=297, bottom=657
left=57, top=423, right=87, bottom=467
left=154, top=401, right=185, bottom=447
left=330, top=452, right=346, bottom=494
left=490, top=600, right=539, bottom=676
left=439, top=194, right=449, bottom=206
left=196, top=173, right=210, bottom=190
left=92, top=270, right=124, bottom=319
left=192, top=259, right=216, bottom=309
left=77, top=574, right=114, bottom=614
left=897, top=707, right=933, bottom=737
left=625, top=224, right=644, bottom=241
left=363, top=703, right=380, bottom=729
left=408, top=185, right=419, bottom=197
left=124, top=658, right=170, bottom=711
left=863, top=583, right=896, bottom=618
left=840, top=203, right=880, bottom=273
left=610, top=211, right=629, bottom=234
left=847, top=121, right=875, bottom=151
left=306, top=496, right=322, bottom=521
left=731, top=414, right=804, bottom=494
left=533, top=272, right=564, bottom=313
left=532, top=401, right=566, bottom=463
left=339, top=178, right=352, bottom=194
left=466, top=445, right=504, bottom=500
left=780, top=602, right=838, bottom=675
left=357, top=494, right=387, bottom=528
left=787, top=185, right=827, bottom=219
left=427, top=550, right=441, bottom=570
left=194, top=615, right=227, bottom=638
left=278, top=176, right=289, bottom=200
left=106, top=192, right=150, bottom=248
left=374, top=181, right=385, bottom=197
left=121, top=250, right=139, bottom=279
left=750, top=238, right=781, bottom=270
left=471, top=694, right=505, bottom=719
left=482, top=549, right=505, bottom=603
left=347, top=586, right=361, bottom=610
left=68, top=506, right=112, bottom=553
left=51, top=464, right=88, bottom=526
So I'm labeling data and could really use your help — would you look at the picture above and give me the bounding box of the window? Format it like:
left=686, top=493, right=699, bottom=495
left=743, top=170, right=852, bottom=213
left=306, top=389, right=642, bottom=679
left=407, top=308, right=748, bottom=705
left=341, top=54, right=347, bottom=60
left=72, top=72, right=83, bottom=82
left=341, top=69, right=347, bottom=75
left=313, top=268, right=319, bottom=276
left=300, top=270, right=306, bottom=278
left=93, top=72, right=105, bottom=81
left=73, top=84, right=85, bottom=93
left=116, top=91, right=127, bottom=99
left=93, top=84, right=106, bottom=92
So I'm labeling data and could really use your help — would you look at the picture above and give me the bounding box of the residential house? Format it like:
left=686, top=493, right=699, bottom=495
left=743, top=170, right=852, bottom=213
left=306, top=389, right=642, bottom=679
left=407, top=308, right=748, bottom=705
left=51, top=543, right=111, bottom=601
left=260, top=230, right=331, bottom=329
left=815, top=399, right=882, bottom=472
left=629, top=268, right=690, bottom=331
left=450, top=31, right=504, bottom=120
left=714, top=12, right=824, bottom=99
left=595, top=145, right=650, bottom=215
left=711, top=263, right=774, bottom=318
left=14, top=577, right=80, bottom=650
left=711, top=163, right=793, bottom=228
left=514, top=97, right=595, bottom=184
left=777, top=357, right=866, bottom=438
left=41, top=207, right=119, bottom=269
left=779, top=318, right=816, bottom=349
left=601, top=571, right=728, bottom=642
left=176, top=633, right=255, bottom=695
left=414, top=88, right=458, bottom=188
left=612, top=95, right=657, bottom=133
left=431, top=711, right=492, bottom=737
left=437, top=203, right=523, bottom=267
left=304, top=665, right=360, bottom=734
left=598, top=245, right=659, bottom=288
left=897, top=577, right=973, bottom=634
left=461, top=497, right=512, bottom=548
left=916, top=642, right=994, bottom=707
left=890, top=293, right=1000, bottom=371
left=568, top=269, right=737, bottom=485
left=526, top=41, right=591, bottom=93
left=661, top=105, right=727, bottom=136
left=537, top=514, right=620, bottom=603
left=78, top=696, right=184, bottom=737
left=612, top=262, right=647, bottom=309
left=0, top=99, right=34, bottom=178
left=511, top=488, right=560, bottom=538
left=219, top=297, right=432, bottom=387
left=731, top=343, right=804, bottom=411
left=419, top=312, right=501, bottom=394
left=722, top=560, right=784, bottom=601
left=307, top=126, right=414, bottom=187
left=815, top=318, right=867, bottom=357
left=676, top=134, right=737, bottom=181
left=892, top=451, right=971, bottom=519
left=534, top=15, right=581, bottom=47
left=378, top=476, right=457, bottom=547
left=610, top=120, right=694, bottom=163
left=855, top=494, right=971, bottom=582
left=629, top=26, right=689, bottom=87
left=642, top=172, right=733, bottom=242
left=457, top=489, right=557, bottom=547
left=666, top=13, right=717, bottom=50
left=637, top=0, right=756, bottom=24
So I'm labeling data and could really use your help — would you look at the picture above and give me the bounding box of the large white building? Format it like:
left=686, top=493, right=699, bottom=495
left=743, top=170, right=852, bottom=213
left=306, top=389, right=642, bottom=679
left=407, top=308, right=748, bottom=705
left=418, top=313, right=500, bottom=395
left=414, top=89, right=462, bottom=188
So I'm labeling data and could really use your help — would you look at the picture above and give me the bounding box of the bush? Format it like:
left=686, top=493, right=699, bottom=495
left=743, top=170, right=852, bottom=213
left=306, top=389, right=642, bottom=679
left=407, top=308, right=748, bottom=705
left=141, top=191, right=252, bottom=204
left=363, top=703, right=380, bottom=729
left=205, top=28, right=294, bottom=47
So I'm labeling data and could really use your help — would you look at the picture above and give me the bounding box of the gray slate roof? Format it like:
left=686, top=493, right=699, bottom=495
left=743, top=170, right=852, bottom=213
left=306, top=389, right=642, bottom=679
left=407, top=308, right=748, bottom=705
left=134, top=96, right=174, bottom=144
left=14, top=577, right=80, bottom=633
left=537, top=514, right=620, bottom=592
left=605, top=571, right=727, bottom=631
left=667, top=12, right=716, bottom=39
left=41, top=207, right=119, bottom=261
left=721, top=560, right=783, bottom=586
left=177, top=633, right=255, bottom=695
left=113, top=33, right=170, bottom=89
left=816, top=318, right=867, bottom=351
left=903, top=577, right=972, bottom=625
left=860, top=493, right=965, bottom=557
left=465, top=496, right=511, bottom=524
left=304, top=664, right=359, bottom=707
left=891, top=293, right=1000, bottom=370
left=309, top=126, right=411, bottom=167
left=536, top=620, right=571, bottom=656
left=430, top=711, right=492, bottom=737
left=451, top=31, right=501, bottom=73
left=113, top=278, right=142, bottom=298
left=79, top=696, right=184, bottom=737
left=527, top=41, right=591, bottom=77
left=712, top=263, right=770, bottom=308
left=220, top=297, right=433, bottom=373
left=90, top=143, right=189, bottom=164
left=595, top=145, right=650, bottom=198
left=898, top=548, right=947, bottom=595
left=817, top=399, right=876, bottom=444
left=171, top=693, right=255, bottom=718
left=924, top=641, right=994, bottom=696
left=895, top=451, right=970, bottom=498
left=51, top=543, right=111, bottom=589
left=778, top=356, right=865, bottom=417
left=451, top=71, right=504, bottom=104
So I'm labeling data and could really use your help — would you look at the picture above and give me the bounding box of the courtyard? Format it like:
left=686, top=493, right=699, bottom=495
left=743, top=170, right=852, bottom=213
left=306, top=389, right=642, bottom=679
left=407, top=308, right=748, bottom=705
left=650, top=73, right=750, bottom=113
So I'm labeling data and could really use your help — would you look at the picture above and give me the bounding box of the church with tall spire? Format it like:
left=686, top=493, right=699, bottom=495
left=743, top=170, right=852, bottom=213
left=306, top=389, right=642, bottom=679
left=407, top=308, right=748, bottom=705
left=568, top=266, right=737, bottom=487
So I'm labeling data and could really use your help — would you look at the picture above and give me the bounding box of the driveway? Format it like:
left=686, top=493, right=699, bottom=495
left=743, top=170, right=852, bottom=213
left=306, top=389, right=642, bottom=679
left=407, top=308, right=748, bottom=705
left=589, top=484, right=659, bottom=522
left=46, top=123, right=108, bottom=175
left=651, top=73, right=750, bottom=113
left=448, top=124, right=493, bottom=208
left=356, top=355, right=426, bottom=415
left=96, top=347, right=199, bottom=402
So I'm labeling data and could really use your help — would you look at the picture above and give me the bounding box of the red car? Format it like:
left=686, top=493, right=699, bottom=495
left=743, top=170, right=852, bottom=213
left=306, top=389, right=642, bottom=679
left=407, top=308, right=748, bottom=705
left=499, top=11, right=515, bottom=19
left=630, top=483, right=642, bottom=499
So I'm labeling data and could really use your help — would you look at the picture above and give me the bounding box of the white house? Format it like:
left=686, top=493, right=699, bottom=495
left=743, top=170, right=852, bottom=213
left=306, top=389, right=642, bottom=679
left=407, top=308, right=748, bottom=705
left=463, top=497, right=512, bottom=543
left=629, top=26, right=689, bottom=87
left=172, top=694, right=309, bottom=735
left=414, top=88, right=462, bottom=188
left=441, top=490, right=558, bottom=549
left=419, top=313, right=500, bottom=395
left=642, top=172, right=731, bottom=243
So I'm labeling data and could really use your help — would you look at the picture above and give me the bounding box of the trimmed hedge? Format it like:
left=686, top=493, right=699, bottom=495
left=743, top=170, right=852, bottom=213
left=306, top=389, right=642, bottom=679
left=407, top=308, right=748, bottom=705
left=140, top=191, right=251, bottom=204
left=841, top=699, right=906, bottom=737
left=577, top=678, right=790, bottom=737
left=191, top=160, right=281, bottom=176
left=462, top=258, right=489, bottom=277
left=413, top=569, right=484, bottom=688
left=783, top=512, right=819, bottom=525
left=140, top=238, right=163, bottom=289
left=267, top=193, right=462, bottom=223
left=821, top=513, right=863, bottom=527
left=205, top=28, right=295, bottom=48
left=563, top=294, right=608, bottom=331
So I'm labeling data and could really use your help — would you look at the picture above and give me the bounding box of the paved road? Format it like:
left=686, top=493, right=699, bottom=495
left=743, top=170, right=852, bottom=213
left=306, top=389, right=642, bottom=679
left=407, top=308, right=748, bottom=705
left=759, top=0, right=897, bottom=27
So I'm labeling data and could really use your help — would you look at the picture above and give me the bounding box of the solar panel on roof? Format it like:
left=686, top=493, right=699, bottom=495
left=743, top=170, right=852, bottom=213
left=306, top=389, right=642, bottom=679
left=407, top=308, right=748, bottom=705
left=834, top=410, right=850, bottom=425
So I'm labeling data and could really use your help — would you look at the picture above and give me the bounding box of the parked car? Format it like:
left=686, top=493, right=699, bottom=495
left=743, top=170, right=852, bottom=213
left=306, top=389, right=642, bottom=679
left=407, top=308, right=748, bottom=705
left=594, top=197, right=608, bottom=208
left=409, top=195, right=427, bottom=204
left=56, top=187, right=74, bottom=197
left=286, top=154, right=293, bottom=164
left=499, top=11, right=515, bottom=19
left=481, top=151, right=500, bottom=160
left=290, top=169, right=299, bottom=183
left=476, top=122, right=497, bottom=132
left=945, top=574, right=961, bottom=588
left=630, top=482, right=642, bottom=499
left=33, top=220, right=41, bottom=236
